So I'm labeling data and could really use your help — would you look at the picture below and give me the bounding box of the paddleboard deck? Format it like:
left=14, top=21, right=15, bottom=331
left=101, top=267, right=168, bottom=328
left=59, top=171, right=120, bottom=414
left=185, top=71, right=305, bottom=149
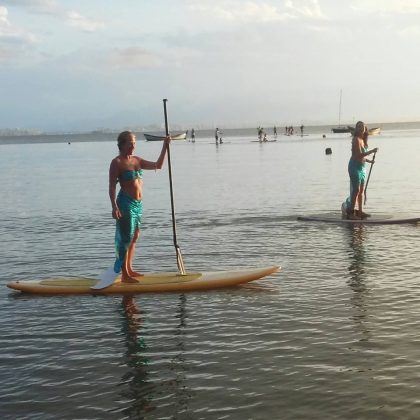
left=297, top=213, right=420, bottom=225
left=7, top=266, right=280, bottom=295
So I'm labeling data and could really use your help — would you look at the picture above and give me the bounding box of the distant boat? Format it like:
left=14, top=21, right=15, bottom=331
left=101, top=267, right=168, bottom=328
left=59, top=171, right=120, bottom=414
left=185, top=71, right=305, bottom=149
left=143, top=132, right=187, bottom=141
left=331, top=90, right=350, bottom=133
left=367, top=127, right=381, bottom=136
left=332, top=126, right=351, bottom=134
left=347, top=126, right=381, bottom=136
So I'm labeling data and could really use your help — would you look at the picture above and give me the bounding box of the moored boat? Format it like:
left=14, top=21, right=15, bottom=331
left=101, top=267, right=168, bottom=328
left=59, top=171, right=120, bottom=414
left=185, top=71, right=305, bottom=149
left=144, top=132, right=187, bottom=141
left=331, top=90, right=350, bottom=133
left=368, top=127, right=381, bottom=135
left=332, top=126, right=351, bottom=134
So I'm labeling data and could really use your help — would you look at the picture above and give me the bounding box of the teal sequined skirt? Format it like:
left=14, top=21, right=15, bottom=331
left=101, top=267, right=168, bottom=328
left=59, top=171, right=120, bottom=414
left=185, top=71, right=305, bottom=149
left=114, top=190, right=143, bottom=273
left=345, top=158, right=366, bottom=209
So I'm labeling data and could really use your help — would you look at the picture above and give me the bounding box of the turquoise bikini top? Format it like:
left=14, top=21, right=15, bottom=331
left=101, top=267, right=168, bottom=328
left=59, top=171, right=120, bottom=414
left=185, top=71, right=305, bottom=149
left=119, top=169, right=143, bottom=182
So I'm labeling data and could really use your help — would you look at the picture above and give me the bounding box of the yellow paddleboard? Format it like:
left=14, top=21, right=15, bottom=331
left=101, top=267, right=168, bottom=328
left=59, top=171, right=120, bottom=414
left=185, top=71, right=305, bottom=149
left=6, top=266, right=280, bottom=295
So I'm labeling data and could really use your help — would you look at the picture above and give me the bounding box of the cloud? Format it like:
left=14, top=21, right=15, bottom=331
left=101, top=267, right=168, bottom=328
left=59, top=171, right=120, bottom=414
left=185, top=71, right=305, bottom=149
left=0, top=6, right=37, bottom=62
left=65, top=10, right=104, bottom=32
left=2, top=0, right=104, bottom=32
left=0, top=6, right=36, bottom=42
left=284, top=0, right=325, bottom=18
left=188, top=0, right=325, bottom=23
left=351, top=0, right=420, bottom=15
left=106, top=47, right=162, bottom=69
left=398, top=25, right=420, bottom=39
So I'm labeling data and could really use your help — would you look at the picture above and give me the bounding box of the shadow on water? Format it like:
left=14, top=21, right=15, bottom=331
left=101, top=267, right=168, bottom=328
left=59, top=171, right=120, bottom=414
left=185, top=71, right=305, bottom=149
left=117, top=294, right=191, bottom=418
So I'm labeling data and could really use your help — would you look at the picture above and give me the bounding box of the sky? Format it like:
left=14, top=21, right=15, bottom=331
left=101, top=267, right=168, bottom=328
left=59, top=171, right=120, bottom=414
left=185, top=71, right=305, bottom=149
left=1, top=0, right=420, bottom=132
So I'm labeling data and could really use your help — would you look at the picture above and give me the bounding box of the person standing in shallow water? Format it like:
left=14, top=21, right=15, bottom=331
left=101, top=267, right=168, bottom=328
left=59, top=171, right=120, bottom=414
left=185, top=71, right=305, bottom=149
left=344, top=121, right=378, bottom=220
left=109, top=131, right=171, bottom=283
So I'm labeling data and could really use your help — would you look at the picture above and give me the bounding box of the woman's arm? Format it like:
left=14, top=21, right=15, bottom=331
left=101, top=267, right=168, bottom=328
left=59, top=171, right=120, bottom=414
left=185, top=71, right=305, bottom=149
left=109, top=159, right=121, bottom=219
left=140, top=136, right=171, bottom=170
left=362, top=147, right=378, bottom=157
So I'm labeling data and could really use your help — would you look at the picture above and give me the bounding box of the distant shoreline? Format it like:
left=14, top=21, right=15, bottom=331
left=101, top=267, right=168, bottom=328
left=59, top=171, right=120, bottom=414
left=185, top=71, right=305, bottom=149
left=1, top=121, right=420, bottom=145
left=2, top=120, right=420, bottom=138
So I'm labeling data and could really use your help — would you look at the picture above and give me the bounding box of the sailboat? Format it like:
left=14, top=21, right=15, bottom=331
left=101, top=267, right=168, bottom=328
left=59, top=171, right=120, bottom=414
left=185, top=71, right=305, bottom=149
left=331, top=90, right=350, bottom=133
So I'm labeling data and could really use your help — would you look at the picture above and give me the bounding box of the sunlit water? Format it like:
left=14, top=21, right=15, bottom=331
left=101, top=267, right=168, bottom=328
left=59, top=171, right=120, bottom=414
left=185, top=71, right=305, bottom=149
left=1, top=128, right=419, bottom=419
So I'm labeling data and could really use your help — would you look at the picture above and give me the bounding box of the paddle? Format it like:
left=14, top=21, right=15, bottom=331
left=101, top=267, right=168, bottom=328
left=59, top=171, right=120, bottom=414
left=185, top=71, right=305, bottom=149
left=364, top=151, right=377, bottom=205
left=91, top=266, right=119, bottom=290
left=163, top=99, right=186, bottom=275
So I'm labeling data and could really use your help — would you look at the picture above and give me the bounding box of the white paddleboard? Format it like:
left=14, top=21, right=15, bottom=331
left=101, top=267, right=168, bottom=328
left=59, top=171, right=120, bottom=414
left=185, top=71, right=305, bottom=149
left=297, top=213, right=420, bottom=225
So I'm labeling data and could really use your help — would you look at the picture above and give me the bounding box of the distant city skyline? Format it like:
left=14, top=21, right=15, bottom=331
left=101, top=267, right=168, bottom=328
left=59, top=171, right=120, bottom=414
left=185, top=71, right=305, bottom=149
left=1, top=1, right=420, bottom=132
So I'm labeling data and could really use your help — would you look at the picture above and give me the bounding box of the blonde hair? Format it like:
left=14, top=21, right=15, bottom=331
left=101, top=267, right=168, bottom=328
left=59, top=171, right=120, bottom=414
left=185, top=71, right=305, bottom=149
left=117, top=131, right=135, bottom=151
left=354, top=121, right=365, bottom=136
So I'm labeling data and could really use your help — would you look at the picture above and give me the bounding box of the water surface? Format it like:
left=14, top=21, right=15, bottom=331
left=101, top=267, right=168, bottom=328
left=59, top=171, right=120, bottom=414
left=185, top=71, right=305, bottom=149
left=1, top=128, right=419, bottom=419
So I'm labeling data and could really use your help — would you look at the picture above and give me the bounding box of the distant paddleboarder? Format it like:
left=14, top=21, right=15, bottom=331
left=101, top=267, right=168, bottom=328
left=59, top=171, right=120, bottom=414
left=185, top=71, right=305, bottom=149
left=257, top=126, right=264, bottom=142
left=342, top=121, right=378, bottom=220
left=108, top=131, right=171, bottom=283
left=215, top=127, right=220, bottom=144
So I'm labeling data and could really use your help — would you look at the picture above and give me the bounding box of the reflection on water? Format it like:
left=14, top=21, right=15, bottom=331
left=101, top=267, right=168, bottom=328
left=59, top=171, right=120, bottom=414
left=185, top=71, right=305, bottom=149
left=171, top=294, right=191, bottom=416
left=347, top=224, right=368, bottom=287
left=119, top=295, right=191, bottom=418
left=345, top=225, right=371, bottom=342
left=119, top=296, right=153, bottom=418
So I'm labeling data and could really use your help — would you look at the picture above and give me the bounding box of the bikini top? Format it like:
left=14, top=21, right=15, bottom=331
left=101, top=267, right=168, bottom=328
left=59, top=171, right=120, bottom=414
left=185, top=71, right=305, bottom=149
left=119, top=169, right=143, bottom=182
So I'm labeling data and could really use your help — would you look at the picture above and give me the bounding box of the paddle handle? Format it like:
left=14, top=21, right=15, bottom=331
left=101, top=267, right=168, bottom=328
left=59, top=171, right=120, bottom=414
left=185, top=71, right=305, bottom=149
left=163, top=99, right=186, bottom=275
left=364, top=151, right=376, bottom=205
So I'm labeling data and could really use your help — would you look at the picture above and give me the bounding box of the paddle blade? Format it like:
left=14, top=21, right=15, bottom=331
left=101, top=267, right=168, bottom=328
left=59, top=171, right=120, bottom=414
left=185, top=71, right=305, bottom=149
left=91, top=267, right=119, bottom=290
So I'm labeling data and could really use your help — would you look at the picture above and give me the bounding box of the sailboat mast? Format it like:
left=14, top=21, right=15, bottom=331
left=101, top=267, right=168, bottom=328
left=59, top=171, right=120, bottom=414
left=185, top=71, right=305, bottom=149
left=338, top=90, right=342, bottom=127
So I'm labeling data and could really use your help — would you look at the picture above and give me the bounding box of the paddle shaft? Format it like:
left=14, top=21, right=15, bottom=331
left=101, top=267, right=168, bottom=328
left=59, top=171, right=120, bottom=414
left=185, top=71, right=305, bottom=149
left=364, top=151, right=376, bottom=205
left=163, top=99, right=186, bottom=275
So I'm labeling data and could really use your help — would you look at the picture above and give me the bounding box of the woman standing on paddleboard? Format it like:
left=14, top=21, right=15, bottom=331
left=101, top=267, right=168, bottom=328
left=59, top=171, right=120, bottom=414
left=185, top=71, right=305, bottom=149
left=344, top=121, right=378, bottom=220
left=109, top=131, right=171, bottom=283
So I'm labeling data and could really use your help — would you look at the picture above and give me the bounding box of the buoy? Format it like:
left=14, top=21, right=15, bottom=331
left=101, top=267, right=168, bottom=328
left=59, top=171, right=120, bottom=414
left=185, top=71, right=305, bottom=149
left=325, top=147, right=332, bottom=155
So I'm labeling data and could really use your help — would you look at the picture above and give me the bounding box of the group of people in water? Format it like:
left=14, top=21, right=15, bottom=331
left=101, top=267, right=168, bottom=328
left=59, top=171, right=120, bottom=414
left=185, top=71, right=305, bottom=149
left=108, top=120, right=377, bottom=283
left=256, top=125, right=305, bottom=141
left=285, top=125, right=305, bottom=136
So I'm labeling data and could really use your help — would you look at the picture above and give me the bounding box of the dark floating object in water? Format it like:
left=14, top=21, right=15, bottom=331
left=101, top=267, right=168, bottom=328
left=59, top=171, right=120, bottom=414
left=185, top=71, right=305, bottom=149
left=325, top=147, right=332, bottom=155
left=322, top=134, right=326, bottom=138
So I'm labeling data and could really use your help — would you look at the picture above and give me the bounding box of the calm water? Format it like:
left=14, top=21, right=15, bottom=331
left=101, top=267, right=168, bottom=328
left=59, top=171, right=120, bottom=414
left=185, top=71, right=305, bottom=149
left=1, top=127, right=420, bottom=419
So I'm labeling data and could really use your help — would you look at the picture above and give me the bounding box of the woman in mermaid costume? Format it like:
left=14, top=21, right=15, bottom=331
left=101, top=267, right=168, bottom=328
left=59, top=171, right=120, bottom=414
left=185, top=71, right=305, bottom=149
left=342, top=121, right=378, bottom=220
left=109, top=131, right=171, bottom=283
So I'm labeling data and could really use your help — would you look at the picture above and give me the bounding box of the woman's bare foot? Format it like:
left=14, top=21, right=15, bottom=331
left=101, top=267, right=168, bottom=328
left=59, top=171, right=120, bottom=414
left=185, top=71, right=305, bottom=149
left=121, top=275, right=140, bottom=284
left=128, top=270, right=144, bottom=277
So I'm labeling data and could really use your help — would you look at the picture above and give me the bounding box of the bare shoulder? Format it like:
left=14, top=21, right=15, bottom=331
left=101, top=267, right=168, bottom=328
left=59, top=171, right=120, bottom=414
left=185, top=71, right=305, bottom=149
left=134, top=155, right=144, bottom=166
left=110, top=156, right=121, bottom=169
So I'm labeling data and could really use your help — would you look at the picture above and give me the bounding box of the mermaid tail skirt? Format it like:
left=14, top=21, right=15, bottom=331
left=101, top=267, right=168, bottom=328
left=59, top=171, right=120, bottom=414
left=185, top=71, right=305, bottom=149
left=114, top=191, right=143, bottom=273
left=344, top=159, right=366, bottom=211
